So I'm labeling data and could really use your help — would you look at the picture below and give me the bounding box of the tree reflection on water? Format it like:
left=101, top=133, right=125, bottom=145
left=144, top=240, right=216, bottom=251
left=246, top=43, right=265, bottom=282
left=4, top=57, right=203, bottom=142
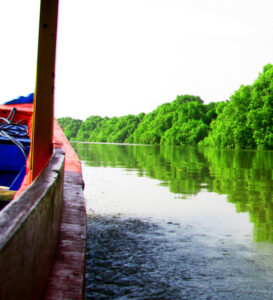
left=73, top=143, right=273, bottom=243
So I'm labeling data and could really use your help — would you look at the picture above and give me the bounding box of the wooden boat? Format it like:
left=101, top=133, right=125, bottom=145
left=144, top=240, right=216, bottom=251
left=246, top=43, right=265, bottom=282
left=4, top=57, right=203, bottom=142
left=0, top=1, right=86, bottom=299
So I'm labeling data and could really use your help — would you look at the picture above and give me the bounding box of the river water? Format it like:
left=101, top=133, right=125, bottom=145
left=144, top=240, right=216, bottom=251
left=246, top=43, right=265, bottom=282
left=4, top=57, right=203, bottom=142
left=72, top=143, right=273, bottom=299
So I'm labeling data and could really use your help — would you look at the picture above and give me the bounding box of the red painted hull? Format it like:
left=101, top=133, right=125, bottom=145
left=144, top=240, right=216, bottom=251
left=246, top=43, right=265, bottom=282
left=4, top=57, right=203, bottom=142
left=0, top=103, right=86, bottom=299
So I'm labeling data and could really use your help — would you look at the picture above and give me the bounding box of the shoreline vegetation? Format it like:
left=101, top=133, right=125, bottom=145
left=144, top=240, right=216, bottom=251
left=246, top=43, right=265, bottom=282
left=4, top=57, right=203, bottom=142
left=58, top=64, right=273, bottom=150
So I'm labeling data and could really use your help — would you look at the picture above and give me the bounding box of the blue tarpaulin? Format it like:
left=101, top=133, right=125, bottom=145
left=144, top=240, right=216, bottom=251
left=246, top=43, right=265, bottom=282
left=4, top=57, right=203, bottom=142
left=4, top=93, right=34, bottom=105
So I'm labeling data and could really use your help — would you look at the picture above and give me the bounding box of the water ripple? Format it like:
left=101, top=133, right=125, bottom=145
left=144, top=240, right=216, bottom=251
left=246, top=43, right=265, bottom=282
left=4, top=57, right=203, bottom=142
left=85, top=215, right=273, bottom=299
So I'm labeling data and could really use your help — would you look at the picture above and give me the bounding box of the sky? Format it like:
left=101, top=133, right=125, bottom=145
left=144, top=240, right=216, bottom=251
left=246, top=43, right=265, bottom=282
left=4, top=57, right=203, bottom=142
left=1, top=0, right=273, bottom=120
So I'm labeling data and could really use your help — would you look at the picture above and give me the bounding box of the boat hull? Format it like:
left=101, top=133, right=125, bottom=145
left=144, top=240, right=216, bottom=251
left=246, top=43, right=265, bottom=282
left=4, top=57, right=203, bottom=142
left=0, top=146, right=65, bottom=299
left=0, top=104, right=86, bottom=299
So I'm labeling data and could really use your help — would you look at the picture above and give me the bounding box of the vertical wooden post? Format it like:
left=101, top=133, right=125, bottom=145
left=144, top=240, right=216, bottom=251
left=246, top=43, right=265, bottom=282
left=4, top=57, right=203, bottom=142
left=31, top=0, right=59, bottom=180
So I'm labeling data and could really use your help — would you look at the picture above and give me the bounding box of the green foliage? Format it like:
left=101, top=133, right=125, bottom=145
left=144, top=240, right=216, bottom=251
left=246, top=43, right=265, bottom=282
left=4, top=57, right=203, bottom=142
left=161, top=121, right=209, bottom=145
left=76, top=116, right=103, bottom=140
left=131, top=103, right=173, bottom=144
left=59, top=63, right=273, bottom=150
left=59, top=94, right=216, bottom=145
left=57, top=117, right=82, bottom=140
left=74, top=114, right=144, bottom=143
left=131, top=95, right=214, bottom=145
left=205, top=64, right=273, bottom=149
left=202, top=87, right=255, bottom=149
left=247, top=64, right=273, bottom=149
left=174, top=94, right=203, bottom=105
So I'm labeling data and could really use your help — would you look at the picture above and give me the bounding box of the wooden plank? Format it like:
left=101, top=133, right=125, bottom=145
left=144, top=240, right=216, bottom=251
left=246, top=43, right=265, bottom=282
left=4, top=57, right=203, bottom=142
left=44, top=172, right=86, bottom=299
left=31, top=0, right=59, bottom=180
left=44, top=122, right=86, bottom=299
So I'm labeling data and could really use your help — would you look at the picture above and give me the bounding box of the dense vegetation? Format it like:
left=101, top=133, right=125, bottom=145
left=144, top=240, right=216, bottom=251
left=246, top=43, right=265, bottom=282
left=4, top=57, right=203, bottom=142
left=58, top=117, right=82, bottom=140
left=202, top=64, right=273, bottom=149
left=58, top=64, right=273, bottom=150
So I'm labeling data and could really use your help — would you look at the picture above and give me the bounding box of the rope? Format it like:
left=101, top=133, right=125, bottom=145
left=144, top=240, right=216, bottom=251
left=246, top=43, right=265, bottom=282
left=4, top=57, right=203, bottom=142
left=0, top=108, right=29, bottom=159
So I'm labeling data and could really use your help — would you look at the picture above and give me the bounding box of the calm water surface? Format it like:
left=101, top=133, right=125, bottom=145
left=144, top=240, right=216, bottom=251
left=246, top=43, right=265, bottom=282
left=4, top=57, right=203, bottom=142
left=72, top=143, right=273, bottom=299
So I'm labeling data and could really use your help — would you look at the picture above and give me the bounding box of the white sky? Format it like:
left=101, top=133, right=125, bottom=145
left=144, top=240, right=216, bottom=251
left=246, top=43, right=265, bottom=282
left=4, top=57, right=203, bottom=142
left=1, top=0, right=273, bottom=120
